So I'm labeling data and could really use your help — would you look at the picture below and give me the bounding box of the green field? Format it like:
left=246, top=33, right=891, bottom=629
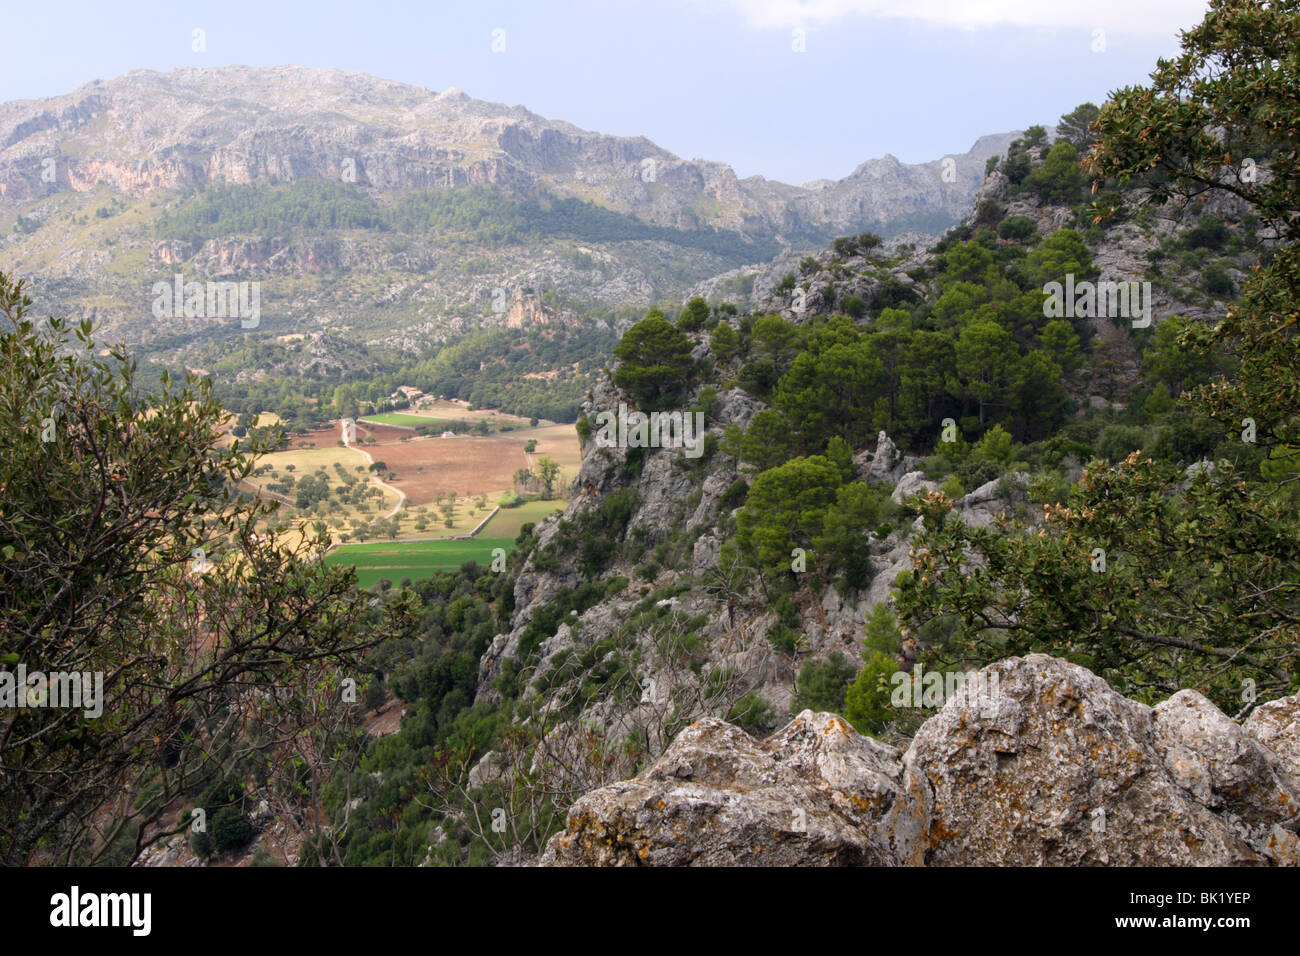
left=488, top=499, right=566, bottom=538
left=321, top=499, right=565, bottom=588
left=359, top=412, right=442, bottom=427
left=325, top=536, right=516, bottom=589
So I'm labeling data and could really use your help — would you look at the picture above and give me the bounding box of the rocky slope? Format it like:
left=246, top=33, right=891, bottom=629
left=0, top=66, right=1012, bottom=237
left=0, top=66, right=1016, bottom=354
left=540, top=655, right=1300, bottom=866
left=455, top=130, right=1289, bottom=867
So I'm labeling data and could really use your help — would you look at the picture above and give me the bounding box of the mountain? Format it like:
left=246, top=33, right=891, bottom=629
left=0, top=66, right=1015, bottom=356
left=0, top=65, right=1011, bottom=236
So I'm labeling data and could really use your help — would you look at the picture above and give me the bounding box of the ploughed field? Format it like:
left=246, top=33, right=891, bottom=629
left=236, top=404, right=576, bottom=562
left=366, top=433, right=531, bottom=505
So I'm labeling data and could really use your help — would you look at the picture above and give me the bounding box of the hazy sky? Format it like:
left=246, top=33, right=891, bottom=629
left=2, top=0, right=1209, bottom=184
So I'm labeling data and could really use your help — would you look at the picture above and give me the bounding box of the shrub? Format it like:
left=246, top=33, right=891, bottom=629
left=920, top=454, right=955, bottom=479
left=1096, top=424, right=1147, bottom=463
left=1028, top=469, right=1070, bottom=505
left=709, top=322, right=741, bottom=362
left=843, top=651, right=899, bottom=736
left=1202, top=263, right=1235, bottom=297
left=209, top=806, right=254, bottom=853
left=1181, top=216, right=1229, bottom=251
left=726, top=692, right=778, bottom=733
left=250, top=846, right=284, bottom=867
left=841, top=294, right=867, bottom=318
left=365, top=678, right=387, bottom=711
left=955, top=458, right=1001, bottom=492
left=1026, top=142, right=1086, bottom=203
left=793, top=652, right=857, bottom=713
left=718, top=479, right=749, bottom=512
left=676, top=296, right=711, bottom=332
left=970, top=423, right=1014, bottom=466
left=188, top=829, right=213, bottom=860
left=766, top=623, right=801, bottom=657
left=997, top=215, right=1038, bottom=242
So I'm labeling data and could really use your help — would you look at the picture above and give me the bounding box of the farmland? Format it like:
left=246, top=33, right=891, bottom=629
left=237, top=400, right=578, bottom=547
left=392, top=399, right=538, bottom=427
left=366, top=433, right=534, bottom=505
left=320, top=500, right=564, bottom=587
left=323, top=536, right=517, bottom=589
left=357, top=412, right=440, bottom=427
left=484, top=499, right=566, bottom=538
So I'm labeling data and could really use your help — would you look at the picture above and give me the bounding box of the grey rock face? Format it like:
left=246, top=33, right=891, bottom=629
left=540, top=712, right=906, bottom=866
left=899, top=656, right=1299, bottom=866
left=954, top=472, right=1026, bottom=528
left=540, top=655, right=1300, bottom=866
left=1245, top=693, right=1300, bottom=772
left=858, top=430, right=900, bottom=482
left=890, top=470, right=940, bottom=506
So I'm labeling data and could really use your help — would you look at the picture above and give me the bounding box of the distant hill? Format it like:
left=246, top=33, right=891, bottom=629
left=0, top=66, right=1017, bottom=357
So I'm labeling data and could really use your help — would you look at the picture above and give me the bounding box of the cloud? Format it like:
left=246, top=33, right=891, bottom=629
left=693, top=0, right=1209, bottom=34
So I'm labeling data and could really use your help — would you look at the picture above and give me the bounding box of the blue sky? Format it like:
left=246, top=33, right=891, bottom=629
left=2, top=0, right=1209, bottom=184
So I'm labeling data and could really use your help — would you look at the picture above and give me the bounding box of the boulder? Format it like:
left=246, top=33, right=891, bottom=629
left=540, top=712, right=906, bottom=866
left=890, top=470, right=940, bottom=506
left=896, top=656, right=1300, bottom=866
left=955, top=472, right=1026, bottom=528
left=541, top=655, right=1300, bottom=867
left=1245, top=693, right=1300, bottom=773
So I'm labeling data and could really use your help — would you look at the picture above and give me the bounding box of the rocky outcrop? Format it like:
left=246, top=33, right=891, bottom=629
left=540, top=712, right=908, bottom=866
left=953, top=472, right=1027, bottom=528
left=853, top=430, right=916, bottom=483
left=890, top=470, right=940, bottom=505
left=1245, top=694, right=1300, bottom=771
left=903, top=658, right=1299, bottom=866
left=540, top=655, right=1300, bottom=866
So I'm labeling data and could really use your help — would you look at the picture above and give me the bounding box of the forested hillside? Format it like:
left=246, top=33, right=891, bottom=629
left=304, top=1, right=1300, bottom=866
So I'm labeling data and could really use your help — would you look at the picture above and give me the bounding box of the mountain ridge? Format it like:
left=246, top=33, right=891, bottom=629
left=0, top=64, right=1015, bottom=241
